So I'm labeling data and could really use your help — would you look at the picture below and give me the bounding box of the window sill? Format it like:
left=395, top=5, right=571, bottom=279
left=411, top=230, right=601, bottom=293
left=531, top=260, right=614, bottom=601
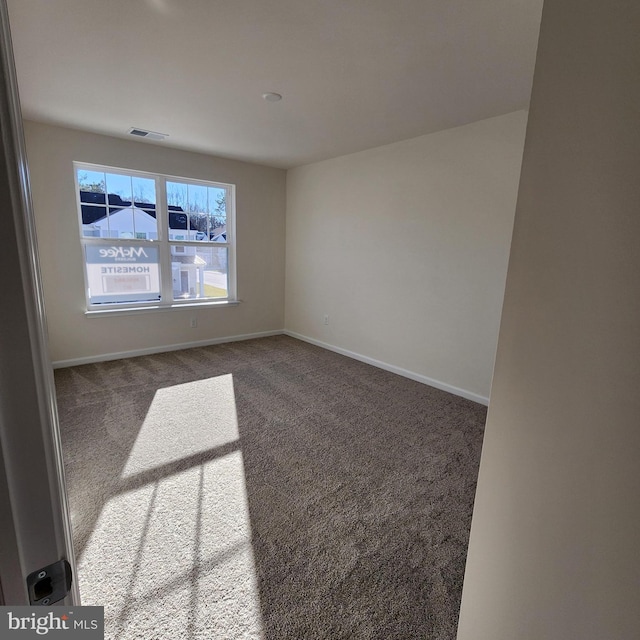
left=85, top=299, right=241, bottom=318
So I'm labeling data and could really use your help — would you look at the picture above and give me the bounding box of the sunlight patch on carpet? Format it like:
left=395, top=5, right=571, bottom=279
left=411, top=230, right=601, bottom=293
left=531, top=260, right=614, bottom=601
left=77, top=373, right=264, bottom=638
left=121, top=374, right=239, bottom=478
left=81, top=452, right=263, bottom=639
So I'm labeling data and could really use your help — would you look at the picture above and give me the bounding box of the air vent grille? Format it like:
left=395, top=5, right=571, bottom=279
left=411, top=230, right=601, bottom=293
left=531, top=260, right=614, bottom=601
left=127, top=127, right=168, bottom=141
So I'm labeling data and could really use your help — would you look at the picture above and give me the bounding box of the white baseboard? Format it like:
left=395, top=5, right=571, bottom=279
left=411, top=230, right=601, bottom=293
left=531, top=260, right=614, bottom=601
left=53, top=328, right=490, bottom=406
left=284, top=330, right=489, bottom=406
left=52, top=330, right=284, bottom=369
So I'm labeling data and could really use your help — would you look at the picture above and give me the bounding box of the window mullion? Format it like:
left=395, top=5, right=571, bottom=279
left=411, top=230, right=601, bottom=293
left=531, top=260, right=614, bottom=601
left=226, top=185, right=236, bottom=300
left=157, top=177, right=173, bottom=304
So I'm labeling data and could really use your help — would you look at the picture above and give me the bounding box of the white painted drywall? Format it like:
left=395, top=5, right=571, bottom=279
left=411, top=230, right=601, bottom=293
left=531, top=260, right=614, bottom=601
left=285, top=111, right=527, bottom=400
left=457, top=1, right=640, bottom=638
left=23, top=121, right=286, bottom=363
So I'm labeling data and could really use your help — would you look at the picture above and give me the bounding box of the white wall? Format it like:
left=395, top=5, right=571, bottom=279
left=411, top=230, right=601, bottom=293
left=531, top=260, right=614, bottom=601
left=23, top=121, right=286, bottom=364
left=285, top=111, right=527, bottom=402
left=457, top=1, right=640, bottom=639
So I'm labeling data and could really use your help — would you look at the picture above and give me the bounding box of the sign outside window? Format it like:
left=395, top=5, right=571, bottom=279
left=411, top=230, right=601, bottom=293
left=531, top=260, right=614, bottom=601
left=85, top=244, right=161, bottom=304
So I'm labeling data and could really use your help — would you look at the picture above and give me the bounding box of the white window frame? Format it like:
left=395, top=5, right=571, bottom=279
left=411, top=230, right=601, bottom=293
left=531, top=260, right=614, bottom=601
left=74, top=162, right=237, bottom=314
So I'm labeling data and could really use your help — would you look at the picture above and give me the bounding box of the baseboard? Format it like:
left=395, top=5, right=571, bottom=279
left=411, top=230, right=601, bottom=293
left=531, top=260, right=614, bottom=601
left=51, top=330, right=285, bottom=369
left=53, top=328, right=490, bottom=406
left=284, top=330, right=489, bottom=406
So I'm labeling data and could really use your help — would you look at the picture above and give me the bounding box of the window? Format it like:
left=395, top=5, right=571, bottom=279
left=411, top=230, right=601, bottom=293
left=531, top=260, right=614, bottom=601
left=75, top=163, right=235, bottom=311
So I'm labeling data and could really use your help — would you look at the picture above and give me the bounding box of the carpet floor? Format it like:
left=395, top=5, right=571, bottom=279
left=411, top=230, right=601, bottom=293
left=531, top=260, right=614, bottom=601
left=54, top=335, right=486, bottom=640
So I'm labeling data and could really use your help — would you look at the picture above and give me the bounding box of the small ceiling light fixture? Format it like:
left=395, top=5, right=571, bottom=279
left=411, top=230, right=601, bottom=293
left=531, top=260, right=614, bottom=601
left=262, top=92, right=282, bottom=102
left=128, top=127, right=168, bottom=141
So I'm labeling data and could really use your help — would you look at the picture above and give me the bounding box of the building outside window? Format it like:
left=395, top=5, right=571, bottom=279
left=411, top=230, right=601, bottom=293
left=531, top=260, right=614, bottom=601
left=75, top=163, right=235, bottom=310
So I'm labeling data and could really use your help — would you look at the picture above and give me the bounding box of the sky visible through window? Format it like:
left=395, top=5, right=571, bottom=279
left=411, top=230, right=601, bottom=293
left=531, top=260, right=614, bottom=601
left=78, top=170, right=156, bottom=205
left=78, top=171, right=226, bottom=219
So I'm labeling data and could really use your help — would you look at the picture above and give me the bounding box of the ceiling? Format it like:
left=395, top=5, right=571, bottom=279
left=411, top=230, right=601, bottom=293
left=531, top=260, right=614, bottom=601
left=7, top=0, right=543, bottom=169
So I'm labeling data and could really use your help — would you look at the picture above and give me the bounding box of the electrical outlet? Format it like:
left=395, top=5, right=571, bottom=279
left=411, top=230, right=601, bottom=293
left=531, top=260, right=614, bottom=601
left=323, top=314, right=329, bottom=325
left=190, top=317, right=197, bottom=328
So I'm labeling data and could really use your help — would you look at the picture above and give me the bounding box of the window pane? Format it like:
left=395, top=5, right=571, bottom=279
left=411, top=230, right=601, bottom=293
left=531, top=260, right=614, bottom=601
left=132, top=177, right=156, bottom=206
left=137, top=209, right=159, bottom=240
left=187, top=184, right=207, bottom=240
left=78, top=170, right=105, bottom=194
left=169, top=209, right=188, bottom=241
left=130, top=207, right=158, bottom=240
left=85, top=244, right=161, bottom=305
left=189, top=212, right=209, bottom=241
left=166, top=181, right=228, bottom=241
left=106, top=173, right=132, bottom=204
left=166, top=181, right=187, bottom=208
left=81, top=204, right=108, bottom=237
left=79, top=168, right=107, bottom=237
left=208, top=187, right=227, bottom=241
left=208, top=187, right=226, bottom=215
left=106, top=207, right=135, bottom=239
left=188, top=184, right=207, bottom=212
left=167, top=181, right=188, bottom=240
left=170, top=245, right=227, bottom=300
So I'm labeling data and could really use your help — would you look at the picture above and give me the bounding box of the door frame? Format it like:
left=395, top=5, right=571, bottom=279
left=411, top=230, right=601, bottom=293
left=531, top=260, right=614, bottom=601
left=0, top=0, right=79, bottom=606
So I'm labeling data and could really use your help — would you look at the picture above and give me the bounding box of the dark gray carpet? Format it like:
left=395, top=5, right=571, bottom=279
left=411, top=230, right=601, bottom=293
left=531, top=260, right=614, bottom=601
left=54, top=335, right=486, bottom=640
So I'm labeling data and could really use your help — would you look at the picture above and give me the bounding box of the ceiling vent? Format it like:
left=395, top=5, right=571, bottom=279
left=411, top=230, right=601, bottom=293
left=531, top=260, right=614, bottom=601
left=128, top=127, right=168, bottom=141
